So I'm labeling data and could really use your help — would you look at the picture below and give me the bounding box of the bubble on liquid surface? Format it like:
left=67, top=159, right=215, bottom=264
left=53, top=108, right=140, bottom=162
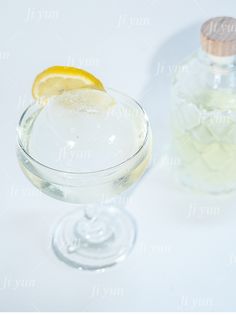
left=27, top=91, right=146, bottom=172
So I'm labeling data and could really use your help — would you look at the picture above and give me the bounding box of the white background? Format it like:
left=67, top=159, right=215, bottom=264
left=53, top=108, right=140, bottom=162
left=1, top=0, right=236, bottom=311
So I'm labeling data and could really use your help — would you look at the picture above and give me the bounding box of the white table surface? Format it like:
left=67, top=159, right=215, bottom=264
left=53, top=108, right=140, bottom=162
left=1, top=0, right=236, bottom=311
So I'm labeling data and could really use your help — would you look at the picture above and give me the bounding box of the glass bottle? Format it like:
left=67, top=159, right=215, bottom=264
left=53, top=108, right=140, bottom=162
left=171, top=16, right=236, bottom=194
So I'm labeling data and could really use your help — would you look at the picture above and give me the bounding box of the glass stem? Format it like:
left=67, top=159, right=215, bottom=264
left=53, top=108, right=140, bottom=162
left=84, top=205, right=98, bottom=221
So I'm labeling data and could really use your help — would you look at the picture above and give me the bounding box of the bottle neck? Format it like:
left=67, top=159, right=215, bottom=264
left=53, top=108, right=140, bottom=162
left=198, top=48, right=236, bottom=70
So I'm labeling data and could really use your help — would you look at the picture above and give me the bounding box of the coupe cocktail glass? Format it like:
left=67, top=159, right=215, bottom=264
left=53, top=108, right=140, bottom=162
left=17, top=88, right=152, bottom=270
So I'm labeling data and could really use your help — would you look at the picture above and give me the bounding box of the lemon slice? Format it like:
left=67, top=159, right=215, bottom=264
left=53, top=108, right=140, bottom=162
left=55, top=88, right=116, bottom=112
left=32, top=66, right=104, bottom=100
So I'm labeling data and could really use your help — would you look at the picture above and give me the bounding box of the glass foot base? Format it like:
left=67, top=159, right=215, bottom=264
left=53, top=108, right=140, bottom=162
left=52, top=205, right=136, bottom=270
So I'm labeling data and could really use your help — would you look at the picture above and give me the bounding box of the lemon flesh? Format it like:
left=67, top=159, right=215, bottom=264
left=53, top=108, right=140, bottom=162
left=54, top=88, right=116, bottom=112
left=32, top=66, right=104, bottom=100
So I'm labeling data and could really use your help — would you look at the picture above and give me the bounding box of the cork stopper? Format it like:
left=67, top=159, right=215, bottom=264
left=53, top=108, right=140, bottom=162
left=201, top=16, right=236, bottom=56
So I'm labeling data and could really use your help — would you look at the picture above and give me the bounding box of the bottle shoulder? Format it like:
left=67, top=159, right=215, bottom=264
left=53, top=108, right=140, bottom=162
left=172, top=51, right=236, bottom=97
